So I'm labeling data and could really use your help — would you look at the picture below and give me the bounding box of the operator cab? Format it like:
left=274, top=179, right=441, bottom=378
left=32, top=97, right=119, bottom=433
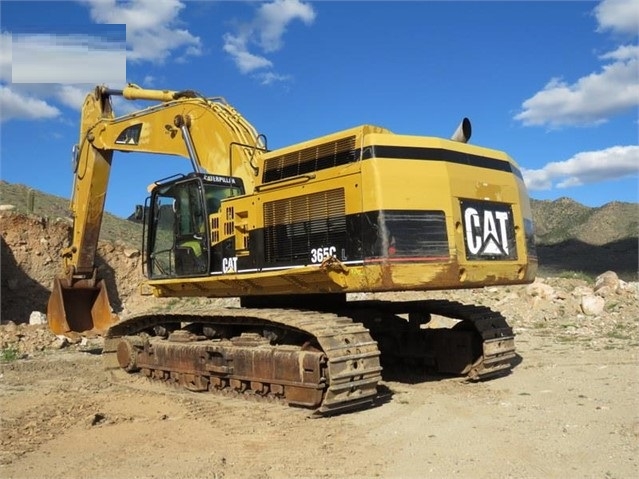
left=144, top=172, right=244, bottom=279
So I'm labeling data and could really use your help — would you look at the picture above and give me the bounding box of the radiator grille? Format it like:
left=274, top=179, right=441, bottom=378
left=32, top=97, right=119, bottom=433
left=263, top=136, right=357, bottom=183
left=263, top=189, right=346, bottom=263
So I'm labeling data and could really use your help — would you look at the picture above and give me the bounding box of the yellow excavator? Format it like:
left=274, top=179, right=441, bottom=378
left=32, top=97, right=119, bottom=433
left=48, top=84, right=537, bottom=415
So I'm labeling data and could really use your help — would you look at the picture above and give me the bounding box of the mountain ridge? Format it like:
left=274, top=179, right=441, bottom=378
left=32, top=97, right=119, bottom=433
left=530, top=197, right=638, bottom=245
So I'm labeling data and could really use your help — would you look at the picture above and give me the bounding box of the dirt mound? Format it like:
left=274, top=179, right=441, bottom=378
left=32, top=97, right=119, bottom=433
left=1, top=214, right=70, bottom=323
left=1, top=212, right=144, bottom=325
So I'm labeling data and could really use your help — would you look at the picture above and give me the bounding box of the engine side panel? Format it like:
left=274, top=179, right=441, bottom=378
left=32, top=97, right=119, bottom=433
left=148, top=131, right=536, bottom=298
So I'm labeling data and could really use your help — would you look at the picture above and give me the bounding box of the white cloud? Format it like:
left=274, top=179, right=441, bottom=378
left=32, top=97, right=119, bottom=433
left=256, top=0, right=316, bottom=52
left=81, top=0, right=201, bottom=63
left=0, top=0, right=200, bottom=123
left=0, top=84, right=60, bottom=122
left=54, top=85, right=89, bottom=110
left=522, top=145, right=639, bottom=191
left=514, top=44, right=639, bottom=127
left=0, top=32, right=12, bottom=82
left=53, top=84, right=143, bottom=115
left=0, top=83, right=97, bottom=121
left=600, top=43, right=639, bottom=61
left=515, top=0, right=639, bottom=127
left=11, top=33, right=126, bottom=84
left=258, top=71, right=291, bottom=86
left=223, top=0, right=315, bottom=81
left=222, top=32, right=273, bottom=74
left=594, top=0, right=639, bottom=35
left=0, top=30, right=124, bottom=120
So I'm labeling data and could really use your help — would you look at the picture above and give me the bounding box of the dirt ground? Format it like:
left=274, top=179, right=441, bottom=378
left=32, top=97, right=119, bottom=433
left=0, top=321, right=637, bottom=479
left=1, top=211, right=638, bottom=479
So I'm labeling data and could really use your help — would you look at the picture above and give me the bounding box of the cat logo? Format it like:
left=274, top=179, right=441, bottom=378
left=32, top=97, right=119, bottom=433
left=461, top=201, right=516, bottom=260
left=222, top=256, right=238, bottom=273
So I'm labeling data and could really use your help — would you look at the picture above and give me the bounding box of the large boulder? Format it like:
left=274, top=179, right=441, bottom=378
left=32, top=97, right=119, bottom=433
left=580, top=295, right=605, bottom=316
left=29, top=311, right=47, bottom=325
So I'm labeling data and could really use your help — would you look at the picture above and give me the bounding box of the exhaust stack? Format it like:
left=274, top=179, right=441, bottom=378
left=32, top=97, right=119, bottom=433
left=451, top=117, right=472, bottom=143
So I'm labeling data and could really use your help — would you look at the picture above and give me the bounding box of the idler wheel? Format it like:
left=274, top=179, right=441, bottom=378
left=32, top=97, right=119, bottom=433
left=116, top=338, right=141, bottom=372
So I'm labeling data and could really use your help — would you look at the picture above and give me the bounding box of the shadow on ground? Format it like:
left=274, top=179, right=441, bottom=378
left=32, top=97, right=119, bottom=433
left=536, top=238, right=638, bottom=281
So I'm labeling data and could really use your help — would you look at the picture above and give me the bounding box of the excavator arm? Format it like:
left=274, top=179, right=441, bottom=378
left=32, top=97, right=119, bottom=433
left=48, top=84, right=266, bottom=335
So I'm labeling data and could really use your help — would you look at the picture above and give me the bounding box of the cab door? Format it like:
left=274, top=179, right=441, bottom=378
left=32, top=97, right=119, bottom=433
left=146, top=177, right=210, bottom=278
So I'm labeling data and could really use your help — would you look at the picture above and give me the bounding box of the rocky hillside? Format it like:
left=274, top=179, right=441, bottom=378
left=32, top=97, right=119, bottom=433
left=0, top=213, right=143, bottom=326
left=530, top=197, right=638, bottom=280
left=531, top=197, right=638, bottom=245
left=0, top=181, right=142, bottom=248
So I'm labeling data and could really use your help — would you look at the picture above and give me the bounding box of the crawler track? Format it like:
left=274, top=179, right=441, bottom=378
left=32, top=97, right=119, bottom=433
left=103, top=300, right=515, bottom=415
left=340, top=299, right=516, bottom=380
left=104, top=308, right=382, bottom=416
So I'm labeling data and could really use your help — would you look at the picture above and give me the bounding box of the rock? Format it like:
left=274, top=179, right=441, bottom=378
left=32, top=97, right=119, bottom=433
left=594, top=271, right=620, bottom=296
left=347, top=292, right=370, bottom=301
left=86, top=412, right=107, bottom=427
left=526, top=280, right=555, bottom=300
left=123, top=248, right=140, bottom=258
left=51, top=335, right=69, bottom=349
left=64, top=332, right=83, bottom=344
left=3, top=321, right=18, bottom=332
left=29, top=311, right=47, bottom=326
left=620, top=281, right=639, bottom=295
left=0, top=204, right=16, bottom=211
left=580, top=295, right=605, bottom=316
left=572, top=285, right=594, bottom=297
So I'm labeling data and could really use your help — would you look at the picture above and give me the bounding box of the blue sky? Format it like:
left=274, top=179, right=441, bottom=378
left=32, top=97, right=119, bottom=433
left=1, top=0, right=637, bottom=218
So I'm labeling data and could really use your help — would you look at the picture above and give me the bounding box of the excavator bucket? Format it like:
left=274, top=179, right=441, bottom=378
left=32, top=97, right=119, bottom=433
left=47, top=277, right=117, bottom=336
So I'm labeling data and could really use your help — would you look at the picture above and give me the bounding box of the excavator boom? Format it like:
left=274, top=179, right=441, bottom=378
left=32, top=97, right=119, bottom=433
left=48, top=84, right=266, bottom=335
